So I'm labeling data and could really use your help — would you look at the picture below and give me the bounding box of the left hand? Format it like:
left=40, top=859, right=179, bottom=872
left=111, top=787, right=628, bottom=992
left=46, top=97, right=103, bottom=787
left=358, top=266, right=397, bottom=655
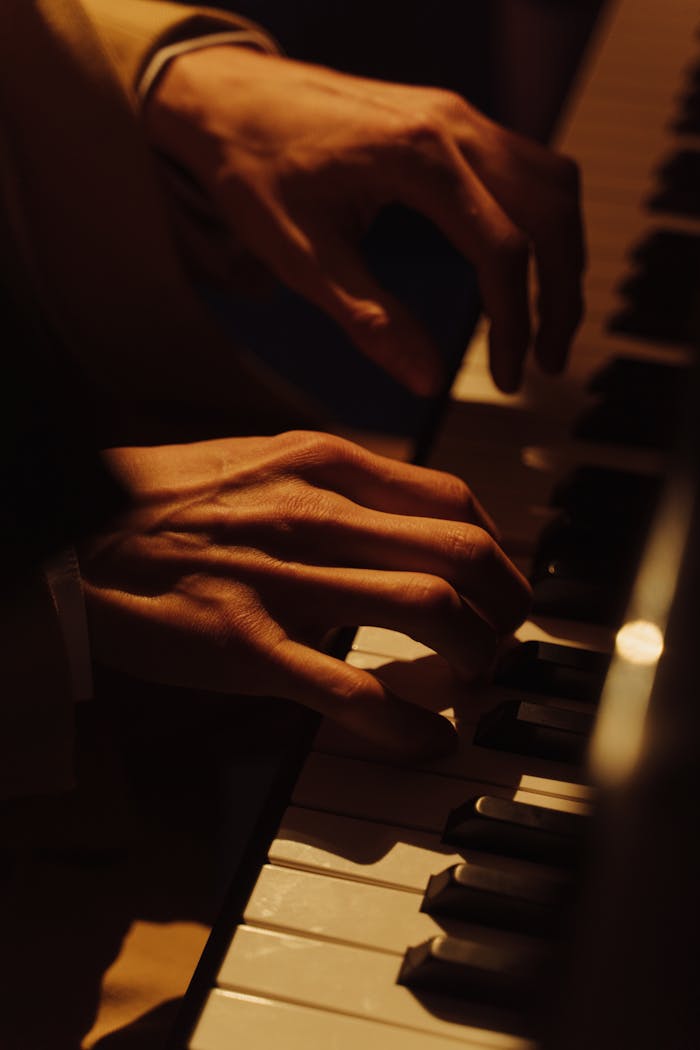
left=80, top=432, right=531, bottom=759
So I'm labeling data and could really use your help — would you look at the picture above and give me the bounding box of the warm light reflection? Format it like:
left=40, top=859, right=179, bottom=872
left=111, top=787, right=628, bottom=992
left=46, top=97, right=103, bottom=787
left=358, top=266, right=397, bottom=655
left=590, top=474, right=693, bottom=788
left=615, top=620, right=664, bottom=666
left=521, top=446, right=555, bottom=471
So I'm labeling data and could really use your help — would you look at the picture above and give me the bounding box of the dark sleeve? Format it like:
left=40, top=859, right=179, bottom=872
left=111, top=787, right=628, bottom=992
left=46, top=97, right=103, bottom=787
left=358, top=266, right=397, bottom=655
left=0, top=279, right=128, bottom=586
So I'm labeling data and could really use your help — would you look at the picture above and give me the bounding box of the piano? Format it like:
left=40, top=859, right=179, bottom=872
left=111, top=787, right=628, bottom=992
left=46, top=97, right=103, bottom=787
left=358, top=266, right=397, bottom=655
left=174, top=1, right=700, bottom=1046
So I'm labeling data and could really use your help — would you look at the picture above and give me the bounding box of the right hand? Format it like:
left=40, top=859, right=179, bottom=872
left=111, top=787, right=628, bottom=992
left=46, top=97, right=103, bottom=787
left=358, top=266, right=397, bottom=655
left=146, top=46, right=585, bottom=395
left=81, top=431, right=531, bottom=760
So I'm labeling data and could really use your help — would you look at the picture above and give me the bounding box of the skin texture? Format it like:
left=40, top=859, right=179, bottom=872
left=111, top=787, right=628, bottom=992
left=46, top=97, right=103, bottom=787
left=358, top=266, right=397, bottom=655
left=81, top=433, right=531, bottom=759
left=79, top=51, right=586, bottom=756
left=145, top=46, right=585, bottom=395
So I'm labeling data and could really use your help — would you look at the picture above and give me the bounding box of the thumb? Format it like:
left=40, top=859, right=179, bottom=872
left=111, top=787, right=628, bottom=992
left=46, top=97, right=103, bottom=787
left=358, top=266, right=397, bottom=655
left=273, top=229, right=445, bottom=396
left=271, top=639, right=458, bottom=761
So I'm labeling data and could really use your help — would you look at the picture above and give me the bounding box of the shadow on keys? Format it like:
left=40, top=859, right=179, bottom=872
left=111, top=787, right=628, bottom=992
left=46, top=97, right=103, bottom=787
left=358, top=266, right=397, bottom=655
left=268, top=646, right=595, bottom=1040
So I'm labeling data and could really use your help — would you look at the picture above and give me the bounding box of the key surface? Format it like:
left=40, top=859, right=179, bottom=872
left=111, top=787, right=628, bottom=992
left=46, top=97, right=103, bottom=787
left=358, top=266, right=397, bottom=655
left=244, top=864, right=539, bottom=956
left=271, top=807, right=558, bottom=894
left=218, top=926, right=535, bottom=1048
left=191, top=990, right=476, bottom=1050
left=292, top=754, right=591, bottom=834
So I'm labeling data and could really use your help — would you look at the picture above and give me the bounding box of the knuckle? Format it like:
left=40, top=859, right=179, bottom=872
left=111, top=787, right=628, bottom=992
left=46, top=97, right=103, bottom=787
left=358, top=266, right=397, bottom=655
left=403, top=114, right=450, bottom=155
left=275, top=483, right=328, bottom=531
left=271, top=429, right=318, bottom=461
left=447, top=524, right=495, bottom=567
left=403, top=575, right=457, bottom=617
left=426, top=87, right=471, bottom=120
left=441, top=472, right=478, bottom=518
left=275, top=430, right=357, bottom=472
left=323, top=665, right=369, bottom=705
left=346, top=299, right=392, bottom=337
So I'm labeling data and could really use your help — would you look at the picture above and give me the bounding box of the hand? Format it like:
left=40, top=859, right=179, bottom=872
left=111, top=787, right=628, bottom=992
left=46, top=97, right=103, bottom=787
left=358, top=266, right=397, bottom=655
left=145, top=47, right=584, bottom=395
left=80, top=432, right=531, bottom=759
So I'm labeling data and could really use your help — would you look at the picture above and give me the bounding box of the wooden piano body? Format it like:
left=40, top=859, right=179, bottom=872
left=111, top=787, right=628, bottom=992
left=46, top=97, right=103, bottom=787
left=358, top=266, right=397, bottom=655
left=176, top=2, right=700, bottom=1046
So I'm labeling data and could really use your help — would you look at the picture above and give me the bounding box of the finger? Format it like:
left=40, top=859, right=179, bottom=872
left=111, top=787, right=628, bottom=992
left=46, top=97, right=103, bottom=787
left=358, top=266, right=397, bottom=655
left=161, top=187, right=277, bottom=297
left=490, top=138, right=586, bottom=376
left=532, top=195, right=586, bottom=375
left=223, top=190, right=444, bottom=395
left=279, top=232, right=445, bottom=396
left=394, top=134, right=532, bottom=393
left=325, top=513, right=532, bottom=634
left=455, top=125, right=585, bottom=376
left=211, top=495, right=530, bottom=634
left=270, top=638, right=459, bottom=760
left=160, top=536, right=501, bottom=676
left=288, top=433, right=498, bottom=537
left=154, top=536, right=500, bottom=679
left=265, top=564, right=499, bottom=681
left=210, top=182, right=440, bottom=392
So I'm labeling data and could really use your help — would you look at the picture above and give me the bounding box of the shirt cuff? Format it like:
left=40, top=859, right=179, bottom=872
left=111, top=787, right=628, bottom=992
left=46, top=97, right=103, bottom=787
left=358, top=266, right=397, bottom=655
left=138, top=28, right=280, bottom=103
left=45, top=547, right=93, bottom=702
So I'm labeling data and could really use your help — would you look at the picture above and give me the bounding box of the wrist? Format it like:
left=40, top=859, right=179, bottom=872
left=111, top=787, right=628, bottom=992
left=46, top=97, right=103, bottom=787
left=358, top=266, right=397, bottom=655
left=143, top=44, right=274, bottom=180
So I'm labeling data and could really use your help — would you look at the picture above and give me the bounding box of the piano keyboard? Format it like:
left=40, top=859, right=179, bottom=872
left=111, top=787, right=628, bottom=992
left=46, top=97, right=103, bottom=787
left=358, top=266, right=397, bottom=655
left=184, top=1, right=699, bottom=1046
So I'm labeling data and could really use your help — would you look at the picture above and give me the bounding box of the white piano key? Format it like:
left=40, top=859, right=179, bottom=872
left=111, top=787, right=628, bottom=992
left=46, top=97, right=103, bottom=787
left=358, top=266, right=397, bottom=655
left=352, top=626, right=435, bottom=661
left=337, top=641, right=602, bottom=723
left=243, top=864, right=538, bottom=956
left=292, top=753, right=591, bottom=833
left=271, top=807, right=562, bottom=894
left=346, top=649, right=399, bottom=670
left=270, top=807, right=461, bottom=891
left=217, top=926, right=535, bottom=1049
left=313, top=717, right=588, bottom=795
left=191, top=990, right=476, bottom=1050
left=351, top=621, right=612, bottom=671
left=312, top=679, right=590, bottom=799
left=190, top=5, right=700, bottom=1045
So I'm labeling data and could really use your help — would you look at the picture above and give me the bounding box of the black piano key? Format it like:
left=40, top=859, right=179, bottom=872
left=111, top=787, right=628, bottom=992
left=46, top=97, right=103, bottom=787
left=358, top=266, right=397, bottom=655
left=573, top=359, right=684, bottom=449
left=649, top=150, right=700, bottom=218
left=551, top=464, right=660, bottom=532
left=530, top=566, right=625, bottom=625
left=422, top=862, right=568, bottom=936
left=442, top=796, right=588, bottom=865
left=587, top=357, right=684, bottom=399
left=607, top=230, right=700, bottom=346
left=529, top=521, right=638, bottom=625
left=533, top=515, right=642, bottom=572
left=573, top=399, right=674, bottom=449
left=398, top=934, right=546, bottom=1009
left=474, top=699, right=594, bottom=764
left=495, top=640, right=610, bottom=703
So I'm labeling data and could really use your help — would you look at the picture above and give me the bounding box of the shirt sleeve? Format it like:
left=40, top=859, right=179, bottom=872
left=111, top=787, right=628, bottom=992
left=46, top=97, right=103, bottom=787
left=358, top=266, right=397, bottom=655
left=81, top=0, right=280, bottom=97
left=137, top=27, right=280, bottom=102
left=44, top=547, right=94, bottom=703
